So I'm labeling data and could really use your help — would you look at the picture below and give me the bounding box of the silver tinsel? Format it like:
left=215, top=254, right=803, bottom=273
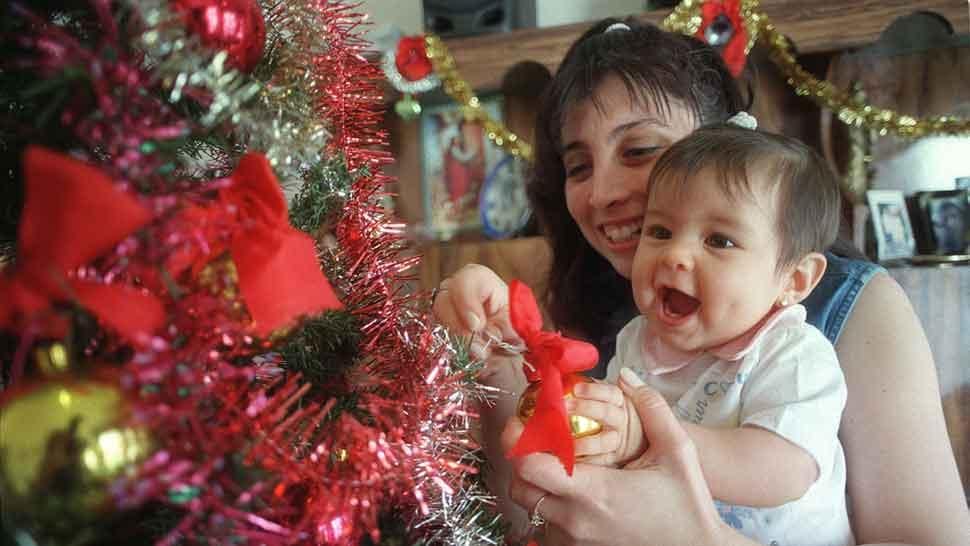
left=402, top=319, right=506, bottom=546
left=129, top=0, right=330, bottom=192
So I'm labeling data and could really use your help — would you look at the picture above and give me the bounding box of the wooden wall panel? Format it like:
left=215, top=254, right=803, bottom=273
left=438, top=0, right=969, bottom=93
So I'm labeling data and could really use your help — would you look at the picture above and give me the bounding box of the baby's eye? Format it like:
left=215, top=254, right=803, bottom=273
left=644, top=224, right=672, bottom=239
left=706, top=233, right=736, bottom=248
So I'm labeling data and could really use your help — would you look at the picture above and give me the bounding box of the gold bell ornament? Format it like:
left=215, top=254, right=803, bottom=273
left=0, top=377, right=154, bottom=525
left=517, top=373, right=603, bottom=439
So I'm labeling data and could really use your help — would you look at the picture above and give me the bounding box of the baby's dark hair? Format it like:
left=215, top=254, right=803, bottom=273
left=647, top=123, right=841, bottom=270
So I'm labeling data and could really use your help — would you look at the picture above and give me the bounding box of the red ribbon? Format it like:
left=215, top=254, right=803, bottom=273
left=168, top=153, right=343, bottom=336
left=697, top=0, right=749, bottom=77
left=0, top=147, right=164, bottom=340
left=505, top=280, right=598, bottom=475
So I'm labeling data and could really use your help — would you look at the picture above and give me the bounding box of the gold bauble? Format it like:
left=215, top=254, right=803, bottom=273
left=34, top=342, right=72, bottom=376
left=197, top=254, right=244, bottom=313
left=197, top=254, right=293, bottom=343
left=0, top=378, right=153, bottom=523
left=517, top=373, right=603, bottom=439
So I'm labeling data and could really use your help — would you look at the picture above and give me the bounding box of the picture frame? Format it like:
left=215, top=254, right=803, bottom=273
left=419, top=96, right=505, bottom=240
left=911, top=189, right=969, bottom=255
left=866, top=190, right=916, bottom=262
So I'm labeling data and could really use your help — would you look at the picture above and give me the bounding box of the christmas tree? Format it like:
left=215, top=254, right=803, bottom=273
left=0, top=1, right=502, bottom=544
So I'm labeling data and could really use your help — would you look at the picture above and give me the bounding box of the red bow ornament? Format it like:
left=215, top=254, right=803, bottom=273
left=0, top=147, right=164, bottom=341
left=505, top=280, right=598, bottom=475
left=697, top=0, right=749, bottom=77
left=167, top=153, right=343, bottom=337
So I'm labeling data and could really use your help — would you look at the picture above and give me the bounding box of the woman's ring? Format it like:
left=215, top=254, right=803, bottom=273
left=529, top=493, right=549, bottom=527
left=431, top=285, right=448, bottom=306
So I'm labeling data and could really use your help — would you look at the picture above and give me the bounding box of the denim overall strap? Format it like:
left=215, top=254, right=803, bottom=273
left=804, top=253, right=886, bottom=345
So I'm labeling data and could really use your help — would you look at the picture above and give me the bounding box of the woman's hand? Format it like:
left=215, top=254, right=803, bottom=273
left=503, top=370, right=756, bottom=546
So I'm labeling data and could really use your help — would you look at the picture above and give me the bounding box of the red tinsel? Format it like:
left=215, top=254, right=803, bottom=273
left=6, top=1, right=480, bottom=545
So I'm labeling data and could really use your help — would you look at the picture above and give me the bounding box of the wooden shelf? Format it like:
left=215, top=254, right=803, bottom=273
left=440, top=0, right=970, bottom=93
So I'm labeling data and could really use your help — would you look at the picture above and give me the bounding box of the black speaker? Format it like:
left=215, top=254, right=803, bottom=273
left=423, top=0, right=513, bottom=38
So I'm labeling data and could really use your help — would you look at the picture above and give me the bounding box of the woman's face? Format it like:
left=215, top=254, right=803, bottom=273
left=562, top=74, right=696, bottom=278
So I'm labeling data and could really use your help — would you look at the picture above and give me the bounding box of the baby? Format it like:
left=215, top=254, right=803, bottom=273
left=572, top=118, right=854, bottom=546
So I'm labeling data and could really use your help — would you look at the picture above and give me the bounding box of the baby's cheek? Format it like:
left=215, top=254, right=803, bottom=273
left=633, top=284, right=655, bottom=312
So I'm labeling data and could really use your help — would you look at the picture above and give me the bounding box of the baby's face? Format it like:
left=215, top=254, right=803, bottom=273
left=631, top=168, right=791, bottom=353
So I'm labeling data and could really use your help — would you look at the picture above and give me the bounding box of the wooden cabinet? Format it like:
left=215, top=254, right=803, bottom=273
left=434, top=0, right=969, bottom=95
left=384, top=0, right=970, bottom=495
left=888, top=265, right=970, bottom=499
left=418, top=236, right=551, bottom=294
left=418, top=236, right=553, bottom=324
left=392, top=0, right=970, bottom=290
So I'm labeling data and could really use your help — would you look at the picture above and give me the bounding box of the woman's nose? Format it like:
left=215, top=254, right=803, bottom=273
left=589, top=165, right=636, bottom=209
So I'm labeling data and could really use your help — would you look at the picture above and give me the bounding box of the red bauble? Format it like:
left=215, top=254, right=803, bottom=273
left=394, top=36, right=433, bottom=82
left=172, top=0, right=266, bottom=73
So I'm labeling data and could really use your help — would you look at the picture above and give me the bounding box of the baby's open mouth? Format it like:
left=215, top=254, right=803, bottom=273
left=661, top=287, right=700, bottom=319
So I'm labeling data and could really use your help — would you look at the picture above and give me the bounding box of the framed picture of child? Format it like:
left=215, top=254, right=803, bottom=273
left=866, top=190, right=916, bottom=262
left=419, top=96, right=505, bottom=240
left=912, top=189, right=969, bottom=255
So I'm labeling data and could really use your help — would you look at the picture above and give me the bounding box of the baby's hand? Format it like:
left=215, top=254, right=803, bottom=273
left=569, top=375, right=646, bottom=467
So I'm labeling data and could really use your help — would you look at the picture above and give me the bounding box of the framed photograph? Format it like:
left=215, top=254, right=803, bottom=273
left=420, top=96, right=505, bottom=240
left=912, top=189, right=969, bottom=255
left=866, top=190, right=916, bottom=262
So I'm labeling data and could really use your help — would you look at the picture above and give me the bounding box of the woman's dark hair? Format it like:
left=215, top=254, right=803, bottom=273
left=528, top=17, right=746, bottom=343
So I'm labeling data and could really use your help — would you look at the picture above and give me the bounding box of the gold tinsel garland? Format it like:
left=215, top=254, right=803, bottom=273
left=758, top=20, right=970, bottom=138
left=664, top=0, right=970, bottom=138
left=417, top=0, right=970, bottom=161
left=423, top=34, right=533, bottom=161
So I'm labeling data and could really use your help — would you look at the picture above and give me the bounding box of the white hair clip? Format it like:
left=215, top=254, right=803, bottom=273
left=604, top=22, right=632, bottom=33
left=726, top=111, right=758, bottom=130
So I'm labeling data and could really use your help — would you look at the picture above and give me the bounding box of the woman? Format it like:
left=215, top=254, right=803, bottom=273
left=433, top=17, right=970, bottom=546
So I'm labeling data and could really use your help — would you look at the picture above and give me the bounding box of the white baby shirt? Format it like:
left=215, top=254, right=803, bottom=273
left=606, top=305, right=854, bottom=546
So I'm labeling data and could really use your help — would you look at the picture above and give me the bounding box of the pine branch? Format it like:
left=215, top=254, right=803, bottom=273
left=279, top=309, right=361, bottom=386
left=288, top=158, right=357, bottom=234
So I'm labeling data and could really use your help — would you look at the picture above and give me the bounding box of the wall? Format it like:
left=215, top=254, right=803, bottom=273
left=533, top=0, right=645, bottom=28
left=359, top=0, right=647, bottom=44
left=358, top=0, right=424, bottom=52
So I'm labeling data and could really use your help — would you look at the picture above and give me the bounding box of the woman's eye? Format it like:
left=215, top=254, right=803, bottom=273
left=565, top=163, right=590, bottom=178
left=644, top=225, right=671, bottom=239
left=623, top=146, right=661, bottom=160
left=706, top=233, right=736, bottom=248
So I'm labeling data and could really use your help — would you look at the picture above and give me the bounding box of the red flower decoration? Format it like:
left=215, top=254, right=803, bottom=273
left=505, top=280, right=598, bottom=475
left=167, top=153, right=343, bottom=336
left=395, top=35, right=433, bottom=82
left=0, top=147, right=164, bottom=340
left=697, top=0, right=749, bottom=77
